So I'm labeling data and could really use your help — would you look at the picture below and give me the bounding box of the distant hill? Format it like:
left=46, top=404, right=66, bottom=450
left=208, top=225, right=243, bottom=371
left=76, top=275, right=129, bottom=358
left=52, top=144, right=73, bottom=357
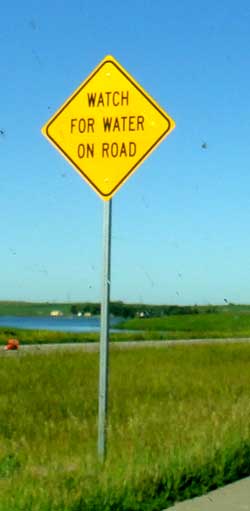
left=0, top=301, right=71, bottom=316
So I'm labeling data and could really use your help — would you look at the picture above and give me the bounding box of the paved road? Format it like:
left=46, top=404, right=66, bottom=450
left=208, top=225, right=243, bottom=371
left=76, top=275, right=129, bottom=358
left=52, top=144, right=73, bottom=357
left=1, top=337, right=250, bottom=355
left=164, top=476, right=250, bottom=510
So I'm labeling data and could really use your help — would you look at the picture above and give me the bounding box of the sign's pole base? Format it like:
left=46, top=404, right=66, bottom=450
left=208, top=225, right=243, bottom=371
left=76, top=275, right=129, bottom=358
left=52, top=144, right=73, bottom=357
left=98, top=198, right=112, bottom=462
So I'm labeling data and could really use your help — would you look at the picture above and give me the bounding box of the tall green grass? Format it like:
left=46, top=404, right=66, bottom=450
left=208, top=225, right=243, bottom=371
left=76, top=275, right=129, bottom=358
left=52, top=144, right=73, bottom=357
left=0, top=343, right=250, bottom=510
left=0, top=327, right=165, bottom=346
left=118, top=311, right=250, bottom=338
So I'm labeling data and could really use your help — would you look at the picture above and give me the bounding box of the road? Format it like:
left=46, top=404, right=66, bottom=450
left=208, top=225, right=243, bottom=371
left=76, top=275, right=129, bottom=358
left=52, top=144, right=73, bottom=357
left=164, top=476, right=250, bottom=510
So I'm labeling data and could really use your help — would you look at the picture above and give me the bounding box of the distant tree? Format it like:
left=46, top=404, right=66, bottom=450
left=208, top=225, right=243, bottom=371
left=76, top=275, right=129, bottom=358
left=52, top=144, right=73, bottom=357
left=71, top=305, right=78, bottom=315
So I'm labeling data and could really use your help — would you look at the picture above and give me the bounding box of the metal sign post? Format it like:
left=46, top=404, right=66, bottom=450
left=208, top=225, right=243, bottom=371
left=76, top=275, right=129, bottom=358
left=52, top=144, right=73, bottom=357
left=98, top=198, right=112, bottom=462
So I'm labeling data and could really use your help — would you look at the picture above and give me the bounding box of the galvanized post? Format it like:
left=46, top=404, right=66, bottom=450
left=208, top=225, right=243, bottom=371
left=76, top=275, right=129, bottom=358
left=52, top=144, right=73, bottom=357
left=98, top=198, right=112, bottom=462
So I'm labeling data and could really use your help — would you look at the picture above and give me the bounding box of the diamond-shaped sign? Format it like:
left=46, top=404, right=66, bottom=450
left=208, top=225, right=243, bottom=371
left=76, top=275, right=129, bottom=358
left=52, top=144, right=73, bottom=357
left=42, top=55, right=175, bottom=200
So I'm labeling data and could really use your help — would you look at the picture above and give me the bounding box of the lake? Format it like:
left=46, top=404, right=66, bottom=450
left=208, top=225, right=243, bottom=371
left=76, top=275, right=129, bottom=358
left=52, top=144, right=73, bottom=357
left=0, top=315, right=122, bottom=332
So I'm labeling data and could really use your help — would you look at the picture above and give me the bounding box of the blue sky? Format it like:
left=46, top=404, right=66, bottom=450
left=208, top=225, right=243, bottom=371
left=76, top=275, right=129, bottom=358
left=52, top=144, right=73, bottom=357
left=1, top=0, right=250, bottom=305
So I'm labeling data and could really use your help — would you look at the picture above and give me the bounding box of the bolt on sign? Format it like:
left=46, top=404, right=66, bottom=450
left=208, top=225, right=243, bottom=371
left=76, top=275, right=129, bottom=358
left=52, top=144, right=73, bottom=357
left=42, top=55, right=175, bottom=200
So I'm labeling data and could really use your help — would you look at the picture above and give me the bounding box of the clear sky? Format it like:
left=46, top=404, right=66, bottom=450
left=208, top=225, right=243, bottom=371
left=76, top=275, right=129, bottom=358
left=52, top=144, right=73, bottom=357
left=1, top=0, right=250, bottom=305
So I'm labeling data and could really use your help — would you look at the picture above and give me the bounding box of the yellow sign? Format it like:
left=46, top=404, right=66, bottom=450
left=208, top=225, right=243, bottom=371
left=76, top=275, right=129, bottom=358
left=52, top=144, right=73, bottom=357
left=42, top=55, right=175, bottom=200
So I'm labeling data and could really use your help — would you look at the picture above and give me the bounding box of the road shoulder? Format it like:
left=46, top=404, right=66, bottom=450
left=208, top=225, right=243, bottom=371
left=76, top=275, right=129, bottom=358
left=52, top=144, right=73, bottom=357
left=164, top=476, right=250, bottom=510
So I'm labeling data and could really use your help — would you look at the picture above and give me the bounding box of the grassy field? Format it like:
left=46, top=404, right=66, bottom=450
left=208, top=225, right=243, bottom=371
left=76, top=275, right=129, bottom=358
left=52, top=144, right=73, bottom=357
left=117, top=311, right=250, bottom=339
left=0, top=327, right=166, bottom=346
left=0, top=343, right=250, bottom=510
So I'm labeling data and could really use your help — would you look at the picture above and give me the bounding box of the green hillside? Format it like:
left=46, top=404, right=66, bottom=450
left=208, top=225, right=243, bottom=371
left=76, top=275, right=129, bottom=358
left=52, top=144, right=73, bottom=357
left=0, top=301, right=72, bottom=316
left=118, top=311, right=250, bottom=339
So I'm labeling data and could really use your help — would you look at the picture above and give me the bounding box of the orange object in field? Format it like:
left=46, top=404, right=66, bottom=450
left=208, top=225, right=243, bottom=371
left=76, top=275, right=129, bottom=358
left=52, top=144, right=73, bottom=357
left=5, top=338, right=19, bottom=350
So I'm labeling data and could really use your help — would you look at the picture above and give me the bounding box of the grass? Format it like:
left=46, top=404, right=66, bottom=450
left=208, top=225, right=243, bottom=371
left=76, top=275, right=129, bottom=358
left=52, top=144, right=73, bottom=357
left=0, top=327, right=165, bottom=346
left=0, top=327, right=99, bottom=345
left=117, top=311, right=250, bottom=339
left=0, top=343, right=250, bottom=510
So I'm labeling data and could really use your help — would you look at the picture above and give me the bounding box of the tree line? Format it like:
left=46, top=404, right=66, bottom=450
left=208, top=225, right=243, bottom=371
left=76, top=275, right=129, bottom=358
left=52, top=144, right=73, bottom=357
left=70, top=302, right=218, bottom=318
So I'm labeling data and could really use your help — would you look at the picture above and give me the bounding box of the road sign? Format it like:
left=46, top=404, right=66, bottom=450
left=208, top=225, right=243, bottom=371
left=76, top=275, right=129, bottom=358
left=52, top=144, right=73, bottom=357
left=42, top=55, right=175, bottom=200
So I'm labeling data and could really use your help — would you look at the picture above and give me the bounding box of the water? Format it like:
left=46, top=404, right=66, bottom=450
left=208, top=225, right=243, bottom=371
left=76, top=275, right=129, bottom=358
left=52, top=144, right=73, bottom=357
left=0, top=315, right=122, bottom=333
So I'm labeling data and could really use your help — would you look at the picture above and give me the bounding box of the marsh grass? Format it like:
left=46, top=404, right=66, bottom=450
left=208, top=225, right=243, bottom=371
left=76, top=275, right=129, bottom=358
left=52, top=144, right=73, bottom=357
left=118, top=311, right=250, bottom=338
left=0, top=327, right=99, bottom=345
left=0, top=328, right=162, bottom=346
left=0, top=344, right=250, bottom=510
